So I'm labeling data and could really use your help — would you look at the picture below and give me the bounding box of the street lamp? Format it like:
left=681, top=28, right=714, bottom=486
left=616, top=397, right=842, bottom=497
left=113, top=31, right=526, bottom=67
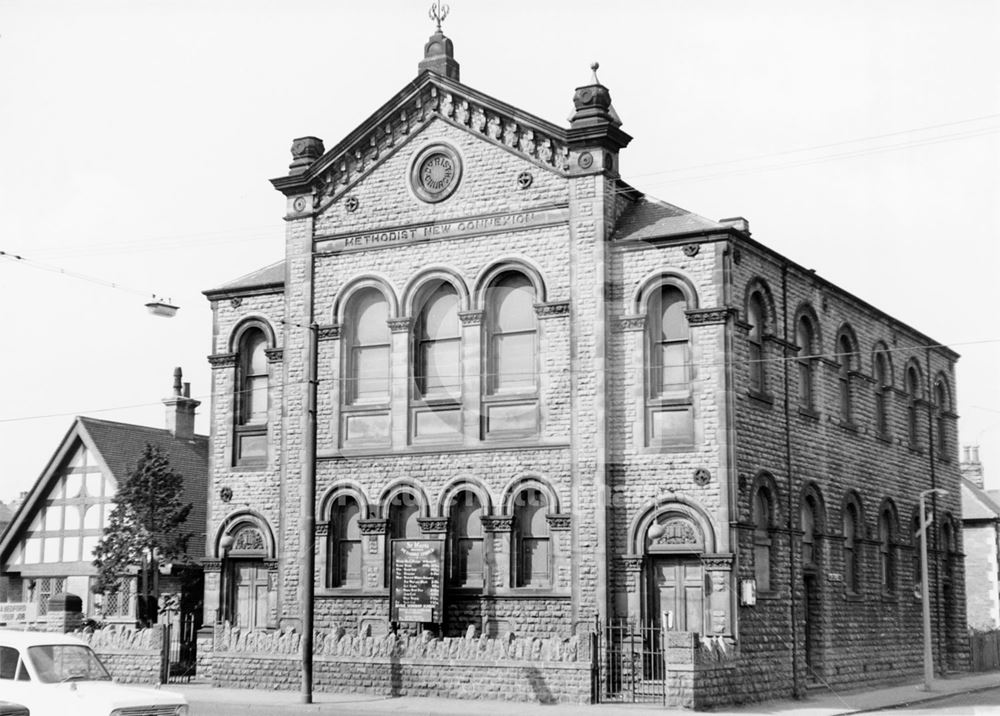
left=918, top=487, right=947, bottom=691
left=218, top=534, right=235, bottom=624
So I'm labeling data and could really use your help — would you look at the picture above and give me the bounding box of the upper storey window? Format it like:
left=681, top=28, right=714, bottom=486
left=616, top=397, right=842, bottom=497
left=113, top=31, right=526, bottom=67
left=934, top=378, right=950, bottom=459
left=874, top=352, right=891, bottom=439
left=235, top=326, right=269, bottom=467
left=796, top=315, right=816, bottom=412
left=645, top=282, right=694, bottom=448
left=906, top=365, right=922, bottom=449
left=345, top=289, right=390, bottom=405
left=837, top=333, right=856, bottom=425
left=415, top=283, right=461, bottom=399
left=747, top=293, right=767, bottom=394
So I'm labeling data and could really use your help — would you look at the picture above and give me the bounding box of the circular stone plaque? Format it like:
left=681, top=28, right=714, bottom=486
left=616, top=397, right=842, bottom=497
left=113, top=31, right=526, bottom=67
left=410, top=143, right=463, bottom=203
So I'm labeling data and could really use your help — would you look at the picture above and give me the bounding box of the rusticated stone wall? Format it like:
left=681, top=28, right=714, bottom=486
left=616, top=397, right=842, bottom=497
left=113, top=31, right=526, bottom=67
left=78, top=626, right=163, bottom=684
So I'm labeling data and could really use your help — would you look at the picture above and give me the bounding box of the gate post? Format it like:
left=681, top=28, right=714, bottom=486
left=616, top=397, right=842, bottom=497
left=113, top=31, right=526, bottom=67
left=159, top=623, right=171, bottom=684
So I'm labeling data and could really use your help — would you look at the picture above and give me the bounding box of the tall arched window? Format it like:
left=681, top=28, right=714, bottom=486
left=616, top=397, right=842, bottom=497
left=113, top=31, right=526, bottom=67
left=747, top=293, right=767, bottom=393
left=415, top=282, right=461, bottom=399
left=513, top=488, right=550, bottom=588
left=796, top=316, right=815, bottom=412
left=388, top=492, right=420, bottom=541
left=879, top=506, right=896, bottom=594
left=906, top=366, right=922, bottom=448
left=235, top=326, right=269, bottom=466
left=911, top=511, right=923, bottom=592
left=843, top=502, right=860, bottom=594
left=934, top=378, right=950, bottom=458
left=753, top=489, right=773, bottom=592
left=448, top=491, right=483, bottom=588
left=801, top=496, right=819, bottom=571
left=345, top=288, right=390, bottom=404
left=837, top=333, right=854, bottom=424
left=484, top=272, right=539, bottom=437
left=646, top=283, right=694, bottom=447
left=874, top=352, right=891, bottom=438
left=329, top=497, right=362, bottom=588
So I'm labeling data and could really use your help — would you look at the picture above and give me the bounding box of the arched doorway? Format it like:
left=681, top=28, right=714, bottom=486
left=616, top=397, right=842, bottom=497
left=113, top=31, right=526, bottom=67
left=218, top=516, right=275, bottom=630
left=644, top=515, right=706, bottom=634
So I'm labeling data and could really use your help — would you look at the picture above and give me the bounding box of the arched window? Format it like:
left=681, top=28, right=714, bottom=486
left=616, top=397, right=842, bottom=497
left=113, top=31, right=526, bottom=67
left=747, top=293, right=767, bottom=393
left=874, top=352, right=891, bottom=438
left=329, top=497, right=362, bottom=588
left=879, top=506, right=896, bottom=594
left=448, top=491, right=483, bottom=588
left=796, top=316, right=815, bottom=411
left=753, top=489, right=773, bottom=592
left=388, top=491, right=420, bottom=541
left=344, top=288, right=390, bottom=404
left=801, top=496, right=818, bottom=570
left=843, top=502, right=860, bottom=594
left=906, top=366, right=922, bottom=448
left=646, top=283, right=694, bottom=447
left=934, top=378, right=950, bottom=458
left=513, top=489, right=550, bottom=588
left=415, top=282, right=461, bottom=399
left=940, top=517, right=956, bottom=580
left=911, top=511, right=923, bottom=592
left=837, top=333, right=855, bottom=424
left=486, top=273, right=537, bottom=395
left=235, top=326, right=269, bottom=466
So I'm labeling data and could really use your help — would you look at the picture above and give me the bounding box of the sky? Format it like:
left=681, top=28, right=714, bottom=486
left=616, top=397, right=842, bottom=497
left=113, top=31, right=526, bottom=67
left=1, top=0, right=998, bottom=503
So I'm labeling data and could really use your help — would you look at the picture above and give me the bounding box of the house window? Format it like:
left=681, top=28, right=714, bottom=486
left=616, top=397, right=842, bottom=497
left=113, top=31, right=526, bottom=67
left=388, top=492, right=420, bottom=540
left=796, top=316, right=815, bottom=411
left=753, top=489, right=772, bottom=592
left=801, top=496, right=818, bottom=570
left=415, top=283, right=461, bottom=399
left=874, top=353, right=891, bottom=438
left=837, top=333, right=854, bottom=424
left=646, top=284, right=694, bottom=447
left=235, top=327, right=268, bottom=466
left=747, top=293, right=767, bottom=394
left=484, top=272, right=538, bottom=436
left=513, top=489, right=550, bottom=588
left=879, top=508, right=895, bottom=594
left=906, top=366, right=922, bottom=449
left=345, top=288, right=391, bottom=405
left=934, top=379, right=949, bottom=458
left=329, top=498, right=362, bottom=588
left=912, top=512, right=923, bottom=592
left=843, top=503, right=860, bottom=594
left=448, top=491, right=483, bottom=589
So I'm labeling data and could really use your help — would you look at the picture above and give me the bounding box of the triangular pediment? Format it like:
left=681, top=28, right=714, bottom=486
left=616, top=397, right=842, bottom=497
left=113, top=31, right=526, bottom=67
left=272, top=72, right=574, bottom=209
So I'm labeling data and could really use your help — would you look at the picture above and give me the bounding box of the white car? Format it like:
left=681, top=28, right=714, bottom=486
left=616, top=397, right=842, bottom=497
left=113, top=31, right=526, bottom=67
left=0, top=630, right=188, bottom=716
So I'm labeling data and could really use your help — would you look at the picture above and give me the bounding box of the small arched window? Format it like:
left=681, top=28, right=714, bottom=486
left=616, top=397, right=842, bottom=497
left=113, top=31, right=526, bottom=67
left=843, top=502, right=860, bottom=594
left=753, top=489, right=773, bottom=592
left=837, top=333, right=855, bottom=424
left=486, top=273, right=537, bottom=395
left=878, top=507, right=896, bottom=594
left=235, top=326, right=269, bottom=466
left=329, top=497, right=362, bottom=588
left=415, top=282, right=461, bottom=399
left=796, top=316, right=815, bottom=411
left=513, top=488, right=550, bottom=588
left=747, top=293, right=767, bottom=393
left=344, top=288, right=390, bottom=405
left=448, top=491, right=483, bottom=589
left=874, top=352, right=891, bottom=438
left=906, top=366, right=922, bottom=448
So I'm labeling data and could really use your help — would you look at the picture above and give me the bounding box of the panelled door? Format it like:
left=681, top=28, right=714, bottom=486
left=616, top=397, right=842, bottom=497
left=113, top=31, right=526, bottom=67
left=232, top=560, right=269, bottom=630
left=649, top=556, right=704, bottom=634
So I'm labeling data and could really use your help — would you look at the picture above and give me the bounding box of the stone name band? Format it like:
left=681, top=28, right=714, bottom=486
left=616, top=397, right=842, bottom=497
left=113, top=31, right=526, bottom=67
left=316, top=206, right=570, bottom=253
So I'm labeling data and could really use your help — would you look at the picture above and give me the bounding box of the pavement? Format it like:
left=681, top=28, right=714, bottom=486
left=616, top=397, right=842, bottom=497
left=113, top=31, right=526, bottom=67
left=169, top=670, right=1000, bottom=715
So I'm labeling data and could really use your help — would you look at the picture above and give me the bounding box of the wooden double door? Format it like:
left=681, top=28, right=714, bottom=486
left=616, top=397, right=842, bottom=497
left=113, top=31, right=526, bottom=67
left=648, top=555, right=704, bottom=633
left=229, top=560, right=270, bottom=630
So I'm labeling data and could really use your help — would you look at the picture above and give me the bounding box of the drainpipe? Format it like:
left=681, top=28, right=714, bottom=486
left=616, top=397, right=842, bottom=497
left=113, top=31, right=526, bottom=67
left=924, top=347, right=941, bottom=672
left=781, top=263, right=799, bottom=695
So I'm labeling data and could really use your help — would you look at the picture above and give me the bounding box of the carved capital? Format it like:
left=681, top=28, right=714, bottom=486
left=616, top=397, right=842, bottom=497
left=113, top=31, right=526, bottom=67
left=620, top=556, right=645, bottom=572
left=701, top=553, right=735, bottom=571
left=534, top=301, right=570, bottom=319
left=317, top=324, right=341, bottom=341
left=480, top=515, right=513, bottom=532
left=618, top=315, right=646, bottom=332
left=388, top=317, right=412, bottom=333
left=208, top=353, right=238, bottom=368
left=417, top=517, right=449, bottom=534
left=202, top=559, right=222, bottom=572
left=315, top=521, right=330, bottom=537
left=265, top=348, right=284, bottom=363
left=686, top=308, right=733, bottom=326
left=458, top=310, right=484, bottom=327
left=546, top=514, right=572, bottom=531
left=359, top=518, right=388, bottom=536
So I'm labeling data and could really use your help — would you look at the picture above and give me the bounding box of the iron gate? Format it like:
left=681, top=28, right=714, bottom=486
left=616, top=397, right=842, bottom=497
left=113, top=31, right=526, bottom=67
left=160, top=613, right=197, bottom=683
left=592, top=618, right=667, bottom=705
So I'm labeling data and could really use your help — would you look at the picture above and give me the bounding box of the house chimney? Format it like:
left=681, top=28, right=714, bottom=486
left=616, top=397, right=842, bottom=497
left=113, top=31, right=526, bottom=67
left=961, top=443, right=985, bottom=488
left=163, top=367, right=200, bottom=440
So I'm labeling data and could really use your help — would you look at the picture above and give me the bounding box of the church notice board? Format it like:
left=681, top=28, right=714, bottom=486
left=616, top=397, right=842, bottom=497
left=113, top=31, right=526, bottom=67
left=390, top=539, right=444, bottom=624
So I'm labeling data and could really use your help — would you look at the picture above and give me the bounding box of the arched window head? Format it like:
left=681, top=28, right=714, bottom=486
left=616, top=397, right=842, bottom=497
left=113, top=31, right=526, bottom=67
left=879, top=508, right=895, bottom=594
left=753, top=489, right=772, bottom=592
left=874, top=353, right=891, bottom=438
left=448, top=491, right=483, bottom=588
left=415, top=282, right=461, bottom=399
left=486, top=273, right=537, bottom=395
left=747, top=293, right=767, bottom=392
left=513, top=488, right=550, bottom=588
left=837, top=333, right=855, bottom=423
left=329, top=497, right=362, bottom=588
left=906, top=366, right=922, bottom=448
left=345, top=288, right=390, bottom=405
left=796, top=316, right=815, bottom=411
left=649, top=285, right=690, bottom=396
left=843, top=503, right=860, bottom=594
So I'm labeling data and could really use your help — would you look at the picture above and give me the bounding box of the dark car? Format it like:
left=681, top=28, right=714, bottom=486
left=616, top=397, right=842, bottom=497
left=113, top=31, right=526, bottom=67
left=0, top=702, right=29, bottom=716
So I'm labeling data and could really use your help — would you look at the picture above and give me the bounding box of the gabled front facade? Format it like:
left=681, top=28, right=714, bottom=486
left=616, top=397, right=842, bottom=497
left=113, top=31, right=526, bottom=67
left=203, top=28, right=966, bottom=706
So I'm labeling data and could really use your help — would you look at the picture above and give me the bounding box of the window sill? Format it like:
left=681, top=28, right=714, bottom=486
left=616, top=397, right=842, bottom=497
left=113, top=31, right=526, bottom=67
left=881, top=591, right=898, bottom=603
left=755, top=590, right=780, bottom=600
left=838, top=420, right=859, bottom=433
left=316, top=588, right=388, bottom=598
left=875, top=432, right=893, bottom=445
left=642, top=443, right=697, bottom=454
left=843, top=592, right=864, bottom=602
left=490, top=590, right=571, bottom=599
left=747, top=390, right=774, bottom=407
left=798, top=406, right=820, bottom=421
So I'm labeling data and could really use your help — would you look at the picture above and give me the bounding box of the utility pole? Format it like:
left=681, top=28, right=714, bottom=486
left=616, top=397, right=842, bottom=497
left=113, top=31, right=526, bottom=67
left=918, top=487, right=947, bottom=691
left=300, top=323, right=318, bottom=704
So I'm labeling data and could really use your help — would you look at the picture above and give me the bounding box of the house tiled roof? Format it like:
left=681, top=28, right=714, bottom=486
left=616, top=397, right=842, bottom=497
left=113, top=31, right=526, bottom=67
left=78, top=417, right=209, bottom=561
left=961, top=478, right=1000, bottom=522
left=612, top=196, right=724, bottom=242
left=204, top=260, right=285, bottom=297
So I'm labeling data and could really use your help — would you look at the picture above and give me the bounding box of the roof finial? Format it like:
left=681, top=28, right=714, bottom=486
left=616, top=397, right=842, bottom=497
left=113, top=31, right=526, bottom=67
left=429, top=1, right=449, bottom=32
left=591, top=62, right=601, bottom=85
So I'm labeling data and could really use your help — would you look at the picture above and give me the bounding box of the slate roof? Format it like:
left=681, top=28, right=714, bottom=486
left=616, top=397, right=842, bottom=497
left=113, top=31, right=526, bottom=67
left=612, top=196, right=724, bottom=242
left=961, top=478, right=1000, bottom=522
left=204, top=259, right=285, bottom=298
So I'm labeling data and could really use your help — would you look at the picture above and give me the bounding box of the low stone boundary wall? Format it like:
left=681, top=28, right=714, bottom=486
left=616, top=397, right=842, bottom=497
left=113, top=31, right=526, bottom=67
left=211, top=625, right=591, bottom=703
left=78, top=626, right=163, bottom=684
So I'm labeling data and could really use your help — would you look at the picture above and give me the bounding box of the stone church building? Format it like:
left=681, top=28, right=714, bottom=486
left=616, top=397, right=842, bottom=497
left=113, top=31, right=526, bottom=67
left=201, top=24, right=966, bottom=705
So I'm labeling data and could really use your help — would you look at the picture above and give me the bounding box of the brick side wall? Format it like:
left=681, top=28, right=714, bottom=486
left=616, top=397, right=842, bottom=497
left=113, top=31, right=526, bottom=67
left=964, top=523, right=1000, bottom=630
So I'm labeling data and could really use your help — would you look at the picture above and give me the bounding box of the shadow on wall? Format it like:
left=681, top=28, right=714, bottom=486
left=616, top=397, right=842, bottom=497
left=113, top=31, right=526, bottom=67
left=526, top=666, right=555, bottom=704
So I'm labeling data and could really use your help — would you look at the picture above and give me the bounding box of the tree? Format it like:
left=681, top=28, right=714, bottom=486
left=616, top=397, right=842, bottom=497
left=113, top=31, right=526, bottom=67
left=92, top=443, right=193, bottom=618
